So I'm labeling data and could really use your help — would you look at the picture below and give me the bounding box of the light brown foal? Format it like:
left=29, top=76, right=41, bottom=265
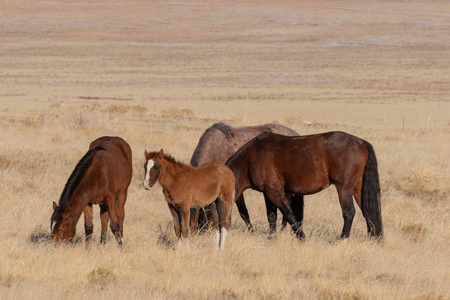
left=143, top=149, right=235, bottom=250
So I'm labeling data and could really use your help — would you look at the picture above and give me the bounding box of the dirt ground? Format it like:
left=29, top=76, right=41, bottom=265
left=1, top=0, right=448, bottom=107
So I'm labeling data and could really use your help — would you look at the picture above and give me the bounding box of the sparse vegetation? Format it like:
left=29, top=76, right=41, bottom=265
left=0, top=100, right=448, bottom=299
left=0, top=0, right=449, bottom=298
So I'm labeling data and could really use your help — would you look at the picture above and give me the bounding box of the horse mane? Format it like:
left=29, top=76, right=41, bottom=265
left=211, top=122, right=234, bottom=140
left=162, top=152, right=186, bottom=167
left=52, top=146, right=105, bottom=222
left=190, top=122, right=234, bottom=166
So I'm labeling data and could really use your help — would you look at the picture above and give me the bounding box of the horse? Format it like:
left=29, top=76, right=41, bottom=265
left=226, top=131, right=383, bottom=240
left=143, top=149, right=235, bottom=250
left=190, top=122, right=302, bottom=234
left=51, top=136, right=132, bottom=245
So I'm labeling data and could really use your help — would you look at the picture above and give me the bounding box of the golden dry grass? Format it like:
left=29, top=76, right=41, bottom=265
left=0, top=101, right=448, bottom=299
left=1, top=0, right=449, bottom=299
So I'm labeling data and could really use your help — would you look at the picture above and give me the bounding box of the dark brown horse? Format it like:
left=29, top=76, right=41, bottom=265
left=226, top=131, right=383, bottom=239
left=51, top=136, right=132, bottom=245
left=143, top=149, right=235, bottom=250
left=190, top=122, right=302, bottom=233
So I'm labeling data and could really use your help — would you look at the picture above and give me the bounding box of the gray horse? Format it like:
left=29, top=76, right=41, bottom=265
left=190, top=122, right=303, bottom=234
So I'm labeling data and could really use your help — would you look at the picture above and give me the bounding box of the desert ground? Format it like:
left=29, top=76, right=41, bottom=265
left=0, top=0, right=449, bottom=299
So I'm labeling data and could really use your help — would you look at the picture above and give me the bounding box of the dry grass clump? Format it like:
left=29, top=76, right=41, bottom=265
left=161, top=107, right=195, bottom=119
left=106, top=103, right=129, bottom=114
left=107, top=104, right=149, bottom=115
left=87, top=267, right=117, bottom=289
left=70, top=107, right=110, bottom=131
left=401, top=223, right=427, bottom=243
left=392, top=166, right=448, bottom=203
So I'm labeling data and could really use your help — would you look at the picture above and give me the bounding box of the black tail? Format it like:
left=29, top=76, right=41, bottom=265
left=361, top=141, right=383, bottom=238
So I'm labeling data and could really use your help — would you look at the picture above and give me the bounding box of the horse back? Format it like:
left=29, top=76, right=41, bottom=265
left=191, top=123, right=297, bottom=167
left=90, top=136, right=132, bottom=163
left=83, top=136, right=133, bottom=197
left=240, top=132, right=367, bottom=194
left=322, top=131, right=368, bottom=185
left=188, top=162, right=235, bottom=206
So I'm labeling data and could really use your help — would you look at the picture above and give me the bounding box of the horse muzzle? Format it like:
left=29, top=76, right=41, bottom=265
left=143, top=181, right=153, bottom=190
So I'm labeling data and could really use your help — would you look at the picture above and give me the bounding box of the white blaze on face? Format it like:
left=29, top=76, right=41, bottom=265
left=143, top=159, right=154, bottom=189
left=51, top=221, right=56, bottom=232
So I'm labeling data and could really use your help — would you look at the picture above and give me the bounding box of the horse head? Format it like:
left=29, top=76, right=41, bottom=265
left=143, top=149, right=164, bottom=190
left=50, top=201, right=75, bottom=242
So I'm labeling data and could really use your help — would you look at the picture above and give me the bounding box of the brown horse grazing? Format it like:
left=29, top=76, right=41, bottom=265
left=226, top=131, right=383, bottom=239
left=51, top=136, right=132, bottom=245
left=190, top=122, right=302, bottom=234
left=143, top=149, right=235, bottom=250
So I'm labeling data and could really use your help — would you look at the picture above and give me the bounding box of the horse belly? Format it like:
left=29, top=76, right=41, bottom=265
left=190, top=180, right=220, bottom=207
left=286, top=172, right=330, bottom=195
left=191, top=192, right=217, bottom=207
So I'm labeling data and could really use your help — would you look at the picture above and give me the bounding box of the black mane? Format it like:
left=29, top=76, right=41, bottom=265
left=51, top=146, right=104, bottom=223
left=211, top=122, right=234, bottom=140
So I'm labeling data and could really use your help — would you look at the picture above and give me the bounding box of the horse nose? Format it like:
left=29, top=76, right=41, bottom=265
left=143, top=182, right=152, bottom=190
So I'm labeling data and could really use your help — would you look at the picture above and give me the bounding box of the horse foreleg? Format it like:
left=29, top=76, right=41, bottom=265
left=84, top=203, right=94, bottom=245
left=116, top=191, right=127, bottom=242
left=179, top=205, right=191, bottom=248
left=168, top=203, right=182, bottom=248
left=189, top=207, right=200, bottom=235
left=235, top=194, right=254, bottom=232
left=337, top=186, right=355, bottom=238
left=100, top=204, right=108, bottom=244
left=288, top=194, right=304, bottom=233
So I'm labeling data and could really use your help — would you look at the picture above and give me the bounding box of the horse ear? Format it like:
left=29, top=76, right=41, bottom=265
left=158, top=148, right=164, bottom=158
left=62, top=206, right=72, bottom=217
left=53, top=201, right=58, bottom=211
left=144, top=149, right=149, bottom=157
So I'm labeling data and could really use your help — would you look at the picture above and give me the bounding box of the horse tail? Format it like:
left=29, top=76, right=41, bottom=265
left=57, top=146, right=105, bottom=211
left=361, top=141, right=383, bottom=238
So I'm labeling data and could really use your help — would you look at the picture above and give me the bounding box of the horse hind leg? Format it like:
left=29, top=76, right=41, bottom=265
left=263, top=193, right=278, bottom=235
left=337, top=186, right=356, bottom=239
left=235, top=194, right=254, bottom=232
left=116, top=191, right=127, bottom=244
left=216, top=194, right=231, bottom=250
left=107, top=197, right=124, bottom=246
left=210, top=200, right=221, bottom=249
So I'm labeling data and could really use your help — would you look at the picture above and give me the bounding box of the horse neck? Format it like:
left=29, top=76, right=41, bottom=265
left=67, top=191, right=90, bottom=223
left=158, top=158, right=185, bottom=189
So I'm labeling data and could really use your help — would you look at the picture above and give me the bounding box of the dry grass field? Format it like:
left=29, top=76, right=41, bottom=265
left=0, top=0, right=449, bottom=299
